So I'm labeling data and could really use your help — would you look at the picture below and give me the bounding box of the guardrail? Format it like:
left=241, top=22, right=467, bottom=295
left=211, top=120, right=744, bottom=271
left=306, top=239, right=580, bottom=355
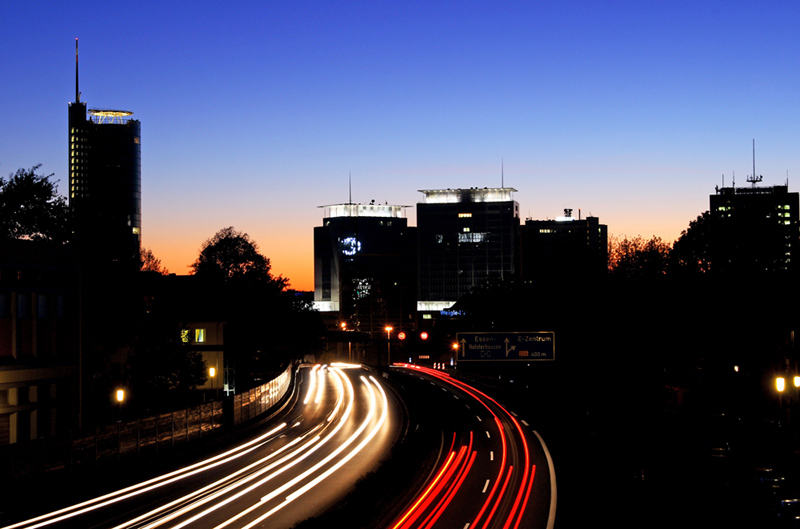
left=0, top=365, right=293, bottom=479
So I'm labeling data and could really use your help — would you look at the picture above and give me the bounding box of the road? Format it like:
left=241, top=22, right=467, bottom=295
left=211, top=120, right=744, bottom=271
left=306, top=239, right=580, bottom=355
left=2, top=363, right=400, bottom=529
left=387, top=364, right=556, bottom=529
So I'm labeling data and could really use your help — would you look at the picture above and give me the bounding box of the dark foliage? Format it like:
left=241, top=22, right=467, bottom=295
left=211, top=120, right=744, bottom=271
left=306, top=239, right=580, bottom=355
left=0, top=165, right=69, bottom=242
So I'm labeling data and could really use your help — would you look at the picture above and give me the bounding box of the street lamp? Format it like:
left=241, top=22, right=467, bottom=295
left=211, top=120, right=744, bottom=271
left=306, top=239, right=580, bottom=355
left=115, top=388, right=125, bottom=419
left=385, top=326, right=393, bottom=366
left=777, top=376, right=786, bottom=427
left=341, top=322, right=352, bottom=362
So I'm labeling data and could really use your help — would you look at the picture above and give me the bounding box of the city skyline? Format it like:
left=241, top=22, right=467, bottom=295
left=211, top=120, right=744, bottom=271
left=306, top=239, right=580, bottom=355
left=3, top=1, right=800, bottom=291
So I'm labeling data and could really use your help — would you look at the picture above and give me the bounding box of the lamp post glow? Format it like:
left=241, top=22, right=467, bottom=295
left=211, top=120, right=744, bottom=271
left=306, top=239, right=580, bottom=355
left=115, top=388, right=125, bottom=419
left=385, top=326, right=393, bottom=366
left=341, top=322, right=352, bottom=362
left=777, top=376, right=787, bottom=427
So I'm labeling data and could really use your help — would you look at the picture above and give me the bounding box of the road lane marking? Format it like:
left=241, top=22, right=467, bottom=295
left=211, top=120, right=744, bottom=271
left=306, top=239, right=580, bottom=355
left=485, top=431, right=491, bottom=439
left=476, top=416, right=482, bottom=422
left=522, top=420, right=529, bottom=427
left=490, top=451, right=494, bottom=461
left=482, top=480, right=490, bottom=493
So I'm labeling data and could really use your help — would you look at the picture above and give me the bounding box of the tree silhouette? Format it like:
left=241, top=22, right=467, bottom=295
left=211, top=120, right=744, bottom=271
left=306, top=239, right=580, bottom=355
left=608, top=234, right=671, bottom=279
left=140, top=247, right=169, bottom=275
left=0, top=165, right=69, bottom=242
left=191, top=226, right=287, bottom=287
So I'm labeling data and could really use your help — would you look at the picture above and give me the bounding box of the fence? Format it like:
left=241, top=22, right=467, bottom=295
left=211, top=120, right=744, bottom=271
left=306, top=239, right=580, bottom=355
left=1, top=365, right=293, bottom=479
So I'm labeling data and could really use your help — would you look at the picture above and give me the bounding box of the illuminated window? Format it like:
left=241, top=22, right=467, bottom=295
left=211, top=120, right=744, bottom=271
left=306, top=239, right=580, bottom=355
left=132, top=227, right=141, bottom=234
left=180, top=329, right=190, bottom=343
left=458, top=213, right=472, bottom=218
left=195, top=328, right=206, bottom=343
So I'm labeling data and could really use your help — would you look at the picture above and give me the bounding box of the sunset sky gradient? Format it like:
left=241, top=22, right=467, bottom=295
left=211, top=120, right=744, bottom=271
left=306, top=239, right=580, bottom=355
left=3, top=1, right=800, bottom=290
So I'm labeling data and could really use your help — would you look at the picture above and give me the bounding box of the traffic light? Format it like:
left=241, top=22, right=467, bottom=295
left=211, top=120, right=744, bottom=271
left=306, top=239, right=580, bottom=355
left=419, top=331, right=429, bottom=340
left=397, top=331, right=407, bottom=341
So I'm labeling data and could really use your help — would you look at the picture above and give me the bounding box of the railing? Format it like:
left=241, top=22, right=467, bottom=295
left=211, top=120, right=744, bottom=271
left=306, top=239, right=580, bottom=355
left=0, top=365, right=293, bottom=479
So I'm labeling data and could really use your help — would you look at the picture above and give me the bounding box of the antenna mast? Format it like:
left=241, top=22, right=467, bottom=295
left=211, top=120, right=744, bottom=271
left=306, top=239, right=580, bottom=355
left=747, top=138, right=762, bottom=187
left=501, top=158, right=504, bottom=188
left=348, top=171, right=352, bottom=204
left=75, top=38, right=80, bottom=103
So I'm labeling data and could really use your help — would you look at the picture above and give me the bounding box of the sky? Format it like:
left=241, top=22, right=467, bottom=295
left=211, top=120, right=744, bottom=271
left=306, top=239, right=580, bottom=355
left=3, top=1, right=800, bottom=291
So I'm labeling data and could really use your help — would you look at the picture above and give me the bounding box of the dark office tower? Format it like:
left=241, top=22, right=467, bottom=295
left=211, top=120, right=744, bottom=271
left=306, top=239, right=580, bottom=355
left=314, top=202, right=416, bottom=335
left=709, top=182, right=799, bottom=275
left=68, top=40, right=141, bottom=268
left=520, top=209, right=608, bottom=283
left=417, top=188, right=519, bottom=311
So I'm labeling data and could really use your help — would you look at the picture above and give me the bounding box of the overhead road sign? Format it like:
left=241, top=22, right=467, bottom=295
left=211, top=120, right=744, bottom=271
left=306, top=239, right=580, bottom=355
left=455, top=332, right=554, bottom=361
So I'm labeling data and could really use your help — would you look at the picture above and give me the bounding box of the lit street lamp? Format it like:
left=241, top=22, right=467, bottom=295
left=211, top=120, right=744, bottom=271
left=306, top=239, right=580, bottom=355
left=777, top=376, right=786, bottom=427
left=115, top=388, right=125, bottom=419
left=385, top=326, right=393, bottom=366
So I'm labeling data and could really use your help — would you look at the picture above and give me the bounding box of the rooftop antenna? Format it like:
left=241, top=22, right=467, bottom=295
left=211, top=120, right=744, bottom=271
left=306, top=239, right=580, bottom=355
left=348, top=171, right=352, bottom=204
left=747, top=139, right=762, bottom=187
left=501, top=158, right=504, bottom=188
left=75, top=38, right=80, bottom=103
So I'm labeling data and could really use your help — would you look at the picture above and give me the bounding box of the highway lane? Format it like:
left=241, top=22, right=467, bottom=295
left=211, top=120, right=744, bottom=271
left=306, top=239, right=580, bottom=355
left=388, top=364, right=556, bottom=529
left=2, top=363, right=400, bottom=529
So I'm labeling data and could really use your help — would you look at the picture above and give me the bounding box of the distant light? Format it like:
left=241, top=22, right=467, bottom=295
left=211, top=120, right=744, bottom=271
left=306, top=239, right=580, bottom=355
left=777, top=377, right=786, bottom=392
left=398, top=331, right=407, bottom=340
left=794, top=376, right=800, bottom=388
left=116, top=389, right=125, bottom=402
left=419, top=332, right=428, bottom=340
left=733, top=365, right=739, bottom=372
left=209, top=367, right=216, bottom=378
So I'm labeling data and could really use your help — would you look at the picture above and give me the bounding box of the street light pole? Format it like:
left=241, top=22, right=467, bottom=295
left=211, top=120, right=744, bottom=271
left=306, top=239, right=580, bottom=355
left=385, top=326, right=393, bottom=366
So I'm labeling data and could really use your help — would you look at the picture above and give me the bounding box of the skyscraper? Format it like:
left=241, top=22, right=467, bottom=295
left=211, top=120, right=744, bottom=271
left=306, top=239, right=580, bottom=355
left=314, top=202, right=416, bottom=335
left=709, top=182, right=798, bottom=275
left=417, top=187, right=519, bottom=310
left=520, top=209, right=608, bottom=282
left=68, top=40, right=141, bottom=267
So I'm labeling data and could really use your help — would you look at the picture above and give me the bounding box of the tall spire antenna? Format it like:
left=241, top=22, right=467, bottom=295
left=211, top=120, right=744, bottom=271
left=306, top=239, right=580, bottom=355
left=501, top=158, right=504, bottom=188
left=75, top=38, right=80, bottom=103
left=349, top=171, right=352, bottom=204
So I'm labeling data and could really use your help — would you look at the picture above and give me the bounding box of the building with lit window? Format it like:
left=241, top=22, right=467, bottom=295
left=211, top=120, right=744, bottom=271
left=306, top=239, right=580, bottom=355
left=313, top=202, right=416, bottom=335
left=69, top=41, right=141, bottom=267
left=520, top=209, right=608, bottom=282
left=0, top=240, right=79, bottom=444
left=709, top=183, right=799, bottom=275
left=417, top=188, right=519, bottom=310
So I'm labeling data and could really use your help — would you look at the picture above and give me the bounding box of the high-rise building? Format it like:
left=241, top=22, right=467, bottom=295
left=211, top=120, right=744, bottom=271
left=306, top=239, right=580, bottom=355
left=68, top=40, right=141, bottom=267
left=709, top=182, right=799, bottom=275
left=520, top=209, right=608, bottom=282
left=417, top=187, right=519, bottom=310
left=314, top=202, right=416, bottom=335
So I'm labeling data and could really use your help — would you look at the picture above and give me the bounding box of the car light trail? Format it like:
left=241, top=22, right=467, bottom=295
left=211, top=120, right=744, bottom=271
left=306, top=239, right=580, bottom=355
left=4, top=365, right=395, bottom=529
left=391, top=364, right=539, bottom=529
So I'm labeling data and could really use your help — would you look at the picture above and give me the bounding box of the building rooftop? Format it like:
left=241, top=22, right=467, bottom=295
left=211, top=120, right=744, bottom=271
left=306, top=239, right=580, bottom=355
left=319, top=202, right=409, bottom=219
left=418, top=187, right=518, bottom=204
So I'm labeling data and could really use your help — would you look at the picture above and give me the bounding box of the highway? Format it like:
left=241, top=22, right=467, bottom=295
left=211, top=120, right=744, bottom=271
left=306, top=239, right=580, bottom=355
left=388, top=364, right=556, bottom=529
left=2, top=363, right=400, bottom=529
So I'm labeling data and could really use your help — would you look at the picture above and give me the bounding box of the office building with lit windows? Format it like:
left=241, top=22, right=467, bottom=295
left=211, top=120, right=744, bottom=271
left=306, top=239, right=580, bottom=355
left=417, top=188, right=519, bottom=311
left=68, top=40, right=141, bottom=267
left=709, top=183, right=799, bottom=274
left=313, top=202, right=416, bottom=335
left=520, top=209, right=608, bottom=282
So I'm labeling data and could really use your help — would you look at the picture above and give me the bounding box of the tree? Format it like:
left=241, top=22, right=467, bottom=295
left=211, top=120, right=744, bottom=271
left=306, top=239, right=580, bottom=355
left=608, top=234, right=671, bottom=279
left=0, top=165, right=69, bottom=242
left=191, top=226, right=287, bottom=287
left=671, top=211, right=713, bottom=275
left=140, top=247, right=169, bottom=275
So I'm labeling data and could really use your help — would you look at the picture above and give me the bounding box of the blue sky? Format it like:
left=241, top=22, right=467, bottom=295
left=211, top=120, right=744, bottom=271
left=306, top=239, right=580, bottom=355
left=2, top=1, right=799, bottom=289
